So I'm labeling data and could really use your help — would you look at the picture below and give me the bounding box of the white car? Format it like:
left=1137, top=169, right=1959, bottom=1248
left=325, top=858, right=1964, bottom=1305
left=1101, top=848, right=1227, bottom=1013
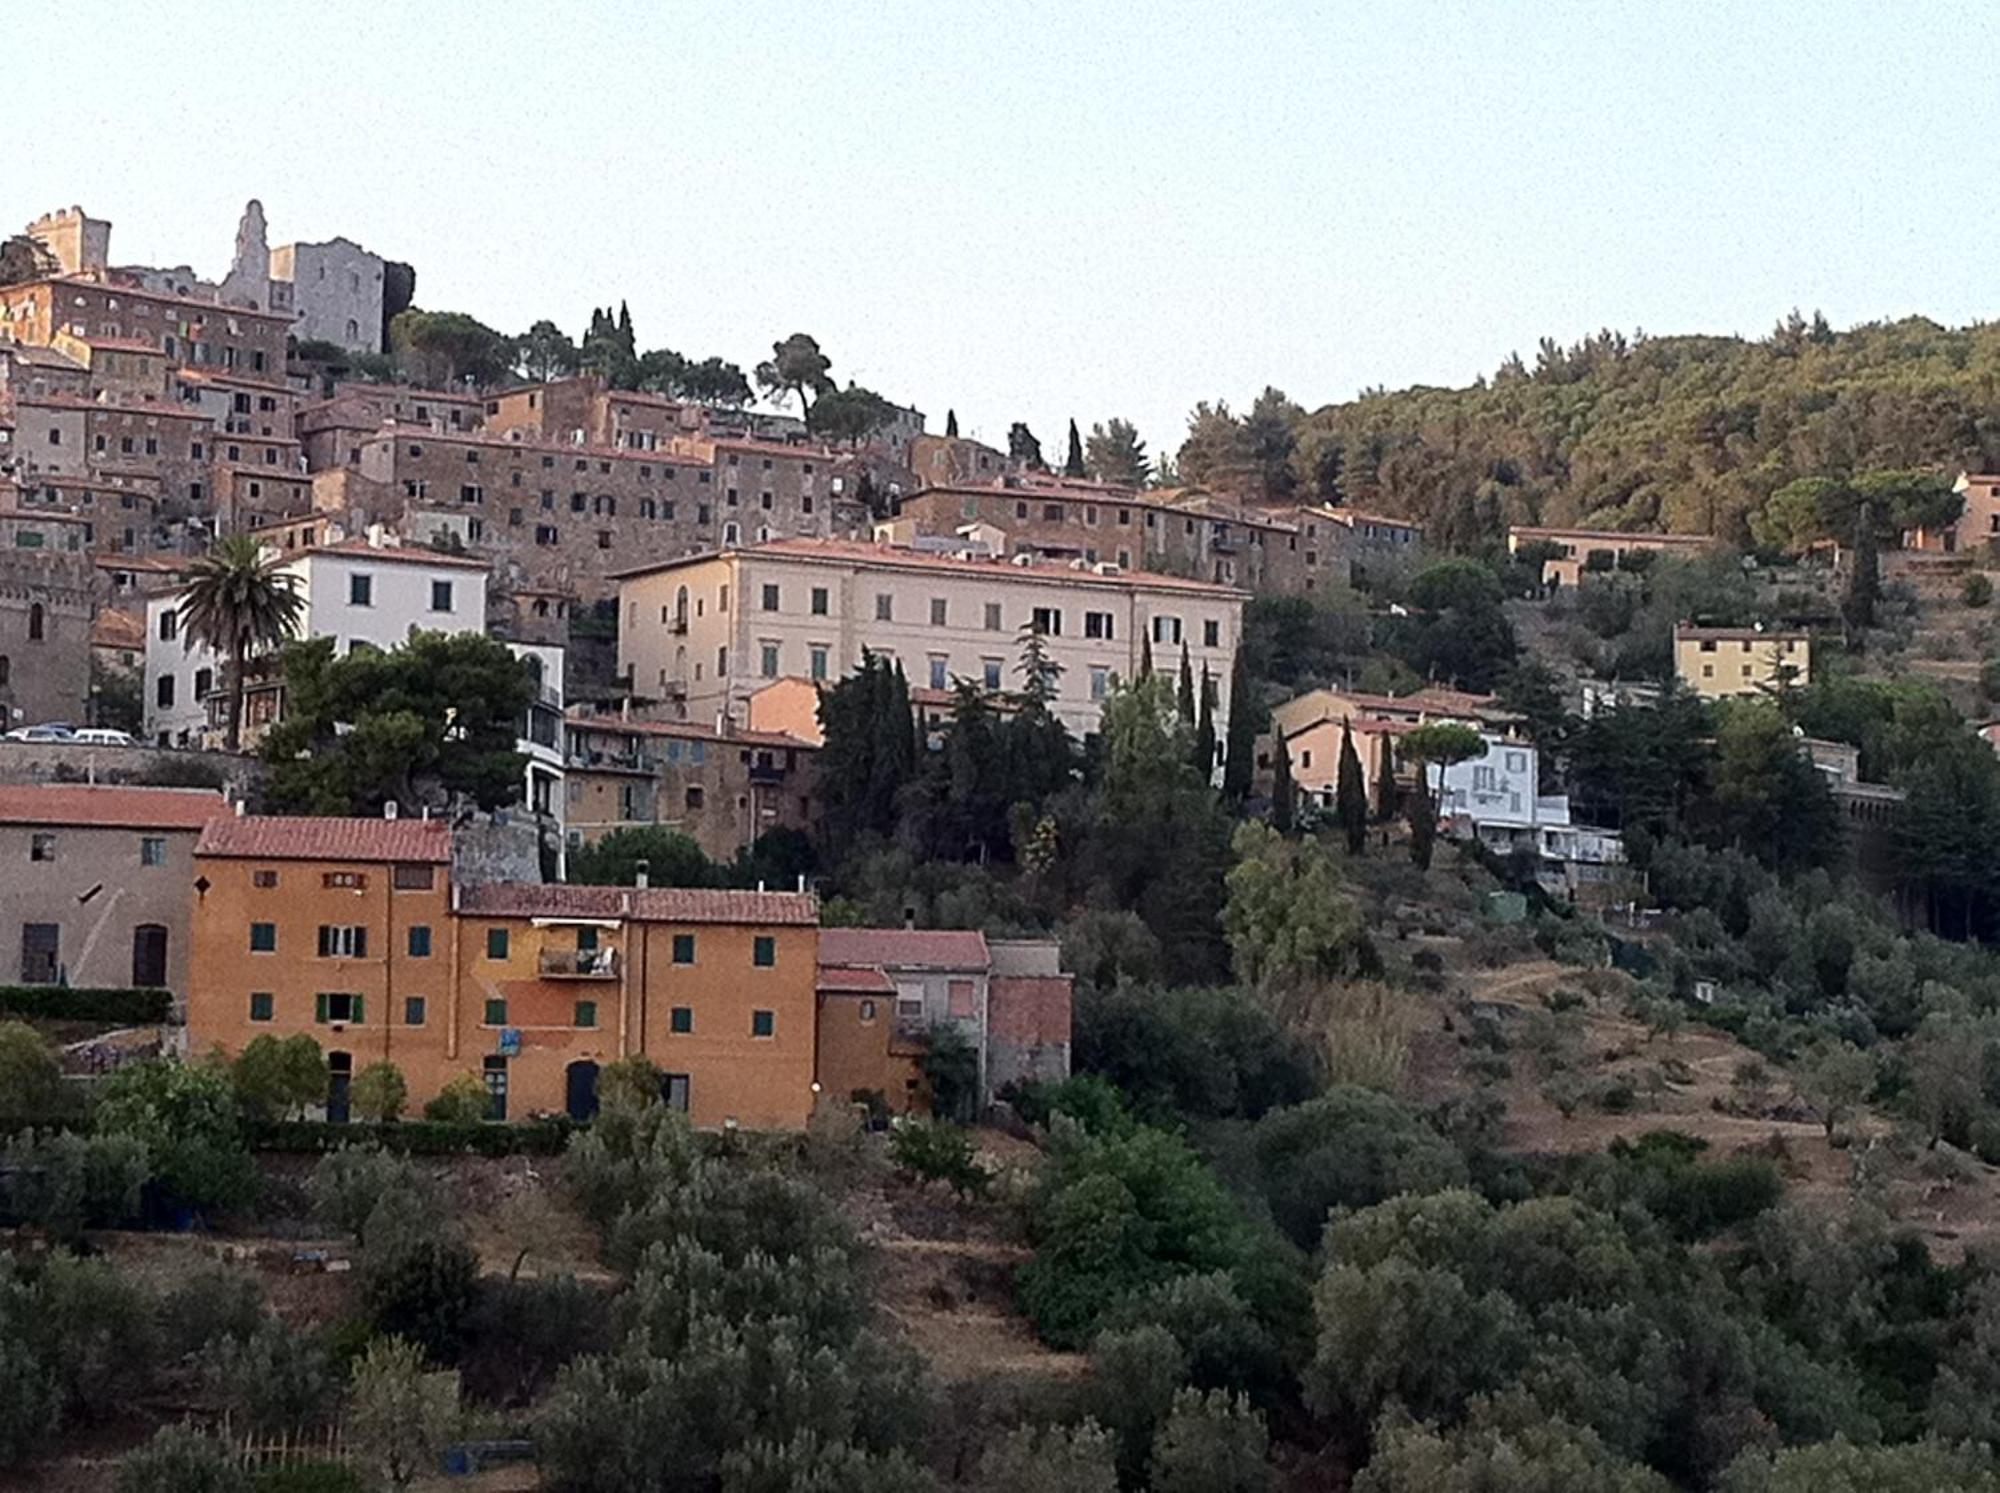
left=72, top=728, right=137, bottom=747
left=2, top=724, right=76, bottom=743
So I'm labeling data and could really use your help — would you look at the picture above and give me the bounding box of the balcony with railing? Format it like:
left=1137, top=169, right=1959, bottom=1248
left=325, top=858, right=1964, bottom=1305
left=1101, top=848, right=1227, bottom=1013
left=538, top=947, right=619, bottom=979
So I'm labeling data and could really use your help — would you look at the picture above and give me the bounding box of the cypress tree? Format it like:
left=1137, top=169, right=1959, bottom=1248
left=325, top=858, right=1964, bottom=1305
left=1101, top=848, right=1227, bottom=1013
left=1193, top=668, right=1216, bottom=782
left=1845, top=500, right=1880, bottom=632
left=1177, top=643, right=1196, bottom=726
left=1271, top=733, right=1295, bottom=833
left=615, top=301, right=635, bottom=354
left=1221, top=648, right=1255, bottom=805
left=1373, top=733, right=1398, bottom=821
left=1064, top=418, right=1086, bottom=477
left=945, top=409, right=959, bottom=438
left=1336, top=718, right=1367, bottom=853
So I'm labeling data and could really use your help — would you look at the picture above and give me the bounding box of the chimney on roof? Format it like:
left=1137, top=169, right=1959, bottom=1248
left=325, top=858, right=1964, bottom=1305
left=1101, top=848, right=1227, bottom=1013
left=634, top=859, right=650, bottom=890
left=234, top=798, right=246, bottom=817
left=902, top=905, right=917, bottom=930
left=383, top=801, right=398, bottom=820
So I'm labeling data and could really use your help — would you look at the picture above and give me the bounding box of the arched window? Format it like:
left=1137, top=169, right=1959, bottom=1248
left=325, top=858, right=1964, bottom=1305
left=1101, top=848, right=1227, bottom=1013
left=345, top=318, right=360, bottom=342
left=26, top=603, right=43, bottom=642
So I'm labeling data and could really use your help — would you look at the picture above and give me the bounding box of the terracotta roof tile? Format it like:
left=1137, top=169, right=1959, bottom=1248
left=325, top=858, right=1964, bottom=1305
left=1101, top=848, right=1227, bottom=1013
left=817, top=965, right=896, bottom=993
left=611, top=537, right=1247, bottom=597
left=90, top=609, right=144, bottom=649
left=564, top=712, right=815, bottom=752
left=818, top=927, right=989, bottom=969
left=0, top=784, right=228, bottom=830
left=457, top=883, right=817, bottom=925
left=302, top=540, right=491, bottom=571
left=196, top=814, right=453, bottom=863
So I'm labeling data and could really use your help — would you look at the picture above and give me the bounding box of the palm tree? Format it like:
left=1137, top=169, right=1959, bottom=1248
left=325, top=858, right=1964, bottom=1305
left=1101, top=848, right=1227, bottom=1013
left=178, top=535, right=304, bottom=752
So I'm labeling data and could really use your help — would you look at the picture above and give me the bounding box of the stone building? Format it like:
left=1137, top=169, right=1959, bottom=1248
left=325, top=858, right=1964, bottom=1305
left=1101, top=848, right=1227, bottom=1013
left=562, top=711, right=819, bottom=862
left=0, top=783, right=227, bottom=992
left=271, top=238, right=387, bottom=353
left=0, top=510, right=93, bottom=727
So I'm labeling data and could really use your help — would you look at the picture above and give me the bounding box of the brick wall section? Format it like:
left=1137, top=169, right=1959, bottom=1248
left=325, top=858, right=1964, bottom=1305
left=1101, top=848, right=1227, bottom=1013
left=985, top=973, right=1072, bottom=1093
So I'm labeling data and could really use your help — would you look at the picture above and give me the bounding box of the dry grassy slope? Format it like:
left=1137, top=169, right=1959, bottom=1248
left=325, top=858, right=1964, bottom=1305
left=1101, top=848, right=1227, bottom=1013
left=1405, top=952, right=2000, bottom=1259
left=844, top=1134, right=1085, bottom=1386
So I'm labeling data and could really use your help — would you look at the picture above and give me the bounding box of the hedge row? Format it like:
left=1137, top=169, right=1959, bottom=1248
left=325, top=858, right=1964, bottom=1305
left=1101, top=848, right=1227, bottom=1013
left=0, top=986, right=172, bottom=1024
left=250, top=1116, right=577, bottom=1156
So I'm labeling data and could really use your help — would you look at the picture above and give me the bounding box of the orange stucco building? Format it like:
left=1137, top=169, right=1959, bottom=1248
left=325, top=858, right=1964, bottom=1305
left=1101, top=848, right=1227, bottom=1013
left=188, top=813, right=819, bottom=1126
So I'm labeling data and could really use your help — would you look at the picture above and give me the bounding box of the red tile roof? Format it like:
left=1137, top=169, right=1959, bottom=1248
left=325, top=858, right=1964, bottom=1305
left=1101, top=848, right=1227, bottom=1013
left=565, top=711, right=815, bottom=752
left=816, top=965, right=896, bottom=993
left=1509, top=525, right=1710, bottom=546
left=612, top=537, right=1247, bottom=596
left=90, top=608, right=145, bottom=649
left=818, top=927, right=989, bottom=969
left=457, top=883, right=818, bottom=925
left=0, top=784, right=228, bottom=830
left=302, top=540, right=492, bottom=571
left=195, top=814, right=453, bottom=863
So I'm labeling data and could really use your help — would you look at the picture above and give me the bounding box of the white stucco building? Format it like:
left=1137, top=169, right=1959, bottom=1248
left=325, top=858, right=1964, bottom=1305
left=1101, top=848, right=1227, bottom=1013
left=1429, top=732, right=1626, bottom=897
left=612, top=536, right=1247, bottom=743
left=142, top=534, right=562, bottom=826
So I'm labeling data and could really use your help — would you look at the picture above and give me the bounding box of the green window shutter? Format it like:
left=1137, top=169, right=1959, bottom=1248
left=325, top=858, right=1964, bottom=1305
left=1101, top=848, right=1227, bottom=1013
left=670, top=1006, right=692, bottom=1034
left=575, top=1000, right=597, bottom=1028
left=351, top=995, right=364, bottom=1024
left=314, top=993, right=328, bottom=1024
left=753, top=936, right=775, bottom=968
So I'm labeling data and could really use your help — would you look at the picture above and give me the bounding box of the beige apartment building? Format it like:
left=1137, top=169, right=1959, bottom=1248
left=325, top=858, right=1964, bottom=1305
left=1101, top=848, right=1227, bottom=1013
left=614, top=536, right=1246, bottom=742
left=1508, top=525, right=1713, bottom=588
left=1673, top=624, right=1812, bottom=698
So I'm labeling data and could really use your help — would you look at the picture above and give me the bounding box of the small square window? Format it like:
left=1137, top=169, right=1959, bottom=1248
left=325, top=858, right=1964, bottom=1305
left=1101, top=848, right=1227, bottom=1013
left=252, top=869, right=279, bottom=888
left=486, top=927, right=509, bottom=960
left=250, top=922, right=276, bottom=952
left=574, top=999, right=598, bottom=1029
left=430, top=580, right=453, bottom=612
left=875, top=593, right=893, bottom=621
left=672, top=933, right=696, bottom=964
left=761, top=583, right=780, bottom=611
left=404, top=995, right=427, bottom=1025
left=408, top=925, right=432, bottom=958
left=249, top=991, right=274, bottom=1022
left=348, top=573, right=373, bottom=607
left=29, top=832, right=54, bottom=862
left=139, top=836, right=165, bottom=867
left=484, top=997, right=508, bottom=1026
left=670, top=1005, right=693, bottom=1033
left=751, top=1009, right=775, bottom=1038
left=810, top=586, right=829, bottom=616
left=753, top=935, right=775, bottom=967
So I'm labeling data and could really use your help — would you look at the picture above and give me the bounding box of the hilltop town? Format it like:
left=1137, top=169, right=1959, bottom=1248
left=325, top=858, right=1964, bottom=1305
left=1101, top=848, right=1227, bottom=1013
left=12, top=196, right=2000, bottom=1492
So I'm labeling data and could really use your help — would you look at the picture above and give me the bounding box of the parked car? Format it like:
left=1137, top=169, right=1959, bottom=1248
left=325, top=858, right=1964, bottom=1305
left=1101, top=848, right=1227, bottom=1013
left=72, top=728, right=137, bottom=747
left=2, top=724, right=77, bottom=742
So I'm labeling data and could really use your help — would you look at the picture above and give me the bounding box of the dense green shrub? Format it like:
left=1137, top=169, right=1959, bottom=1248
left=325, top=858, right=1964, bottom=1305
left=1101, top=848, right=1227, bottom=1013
left=251, top=1117, right=573, bottom=1156
left=0, top=986, right=171, bottom=1024
left=888, top=1119, right=990, bottom=1197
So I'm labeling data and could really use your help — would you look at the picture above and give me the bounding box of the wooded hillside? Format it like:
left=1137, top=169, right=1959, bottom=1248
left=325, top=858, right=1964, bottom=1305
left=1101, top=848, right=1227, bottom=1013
left=1297, top=315, right=2000, bottom=547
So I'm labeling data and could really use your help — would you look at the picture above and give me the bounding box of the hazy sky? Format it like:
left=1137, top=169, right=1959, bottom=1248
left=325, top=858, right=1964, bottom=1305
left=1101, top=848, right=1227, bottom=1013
left=21, top=2, right=1997, bottom=460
